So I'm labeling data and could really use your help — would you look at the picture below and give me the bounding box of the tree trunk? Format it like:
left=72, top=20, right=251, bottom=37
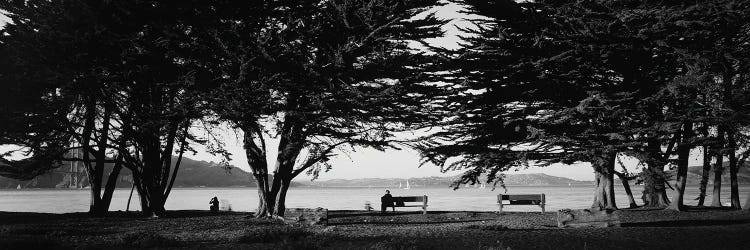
left=711, top=126, right=725, bottom=207
left=141, top=169, right=167, bottom=217
left=126, top=182, right=135, bottom=212
left=88, top=170, right=103, bottom=215
left=268, top=146, right=302, bottom=217
left=712, top=66, right=732, bottom=207
left=267, top=114, right=304, bottom=218
left=698, top=146, right=711, bottom=206
left=88, top=153, right=104, bottom=214
left=133, top=167, right=162, bottom=217
left=242, top=112, right=305, bottom=219
left=668, top=123, right=692, bottom=211
left=642, top=139, right=670, bottom=208
left=80, top=98, right=103, bottom=216
left=728, top=130, right=740, bottom=209
left=134, top=133, right=172, bottom=217
left=592, top=153, right=618, bottom=210
left=272, top=176, right=293, bottom=217
left=93, top=162, right=122, bottom=216
left=252, top=173, right=272, bottom=217
left=730, top=155, right=740, bottom=209
left=615, top=172, right=637, bottom=208
left=138, top=185, right=166, bottom=217
left=135, top=179, right=151, bottom=215
left=163, top=124, right=188, bottom=202
left=641, top=166, right=669, bottom=208
left=242, top=125, right=274, bottom=218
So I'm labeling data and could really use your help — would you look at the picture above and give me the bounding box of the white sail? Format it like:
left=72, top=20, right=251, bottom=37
left=16, top=184, right=21, bottom=190
left=399, top=182, right=402, bottom=188
left=404, top=180, right=411, bottom=189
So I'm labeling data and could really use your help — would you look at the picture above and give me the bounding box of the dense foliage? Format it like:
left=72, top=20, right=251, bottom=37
left=2, top=0, right=750, bottom=217
left=420, top=0, right=750, bottom=210
left=196, top=0, right=446, bottom=217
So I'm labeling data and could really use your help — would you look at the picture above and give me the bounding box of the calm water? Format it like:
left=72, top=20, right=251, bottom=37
left=2, top=185, right=749, bottom=213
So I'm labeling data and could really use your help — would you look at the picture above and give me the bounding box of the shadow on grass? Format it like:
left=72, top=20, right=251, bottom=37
left=328, top=210, right=500, bottom=218
left=0, top=237, right=68, bottom=250
left=239, top=226, right=312, bottom=243
left=106, top=210, right=249, bottom=218
left=2, top=227, right=118, bottom=236
left=621, top=206, right=739, bottom=212
left=0, top=210, right=248, bottom=224
left=119, top=231, right=181, bottom=248
left=0, top=212, right=91, bottom=224
left=622, top=219, right=750, bottom=227
left=329, top=219, right=490, bottom=226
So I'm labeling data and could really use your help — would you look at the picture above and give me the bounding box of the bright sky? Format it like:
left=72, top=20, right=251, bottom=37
left=0, top=11, right=8, bottom=26
left=0, top=4, right=707, bottom=182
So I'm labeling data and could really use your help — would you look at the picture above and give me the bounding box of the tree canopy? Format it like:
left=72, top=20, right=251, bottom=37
left=197, top=0, right=446, bottom=217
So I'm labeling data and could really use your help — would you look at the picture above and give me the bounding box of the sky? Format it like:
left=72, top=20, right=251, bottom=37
left=0, top=11, right=8, bottom=26
left=0, top=4, right=707, bottom=182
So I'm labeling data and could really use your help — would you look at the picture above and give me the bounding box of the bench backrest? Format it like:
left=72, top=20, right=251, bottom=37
left=383, top=196, right=428, bottom=203
left=498, top=194, right=545, bottom=205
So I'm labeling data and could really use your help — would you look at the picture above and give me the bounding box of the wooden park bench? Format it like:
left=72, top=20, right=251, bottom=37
left=497, top=194, right=545, bottom=213
left=382, top=195, right=428, bottom=214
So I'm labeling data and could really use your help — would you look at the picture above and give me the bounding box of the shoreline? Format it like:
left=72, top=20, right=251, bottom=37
left=0, top=184, right=604, bottom=190
left=1, top=208, right=749, bottom=249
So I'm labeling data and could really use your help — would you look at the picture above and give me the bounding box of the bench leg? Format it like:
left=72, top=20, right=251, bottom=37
left=422, top=206, right=427, bottom=215
left=498, top=202, right=503, bottom=213
left=541, top=204, right=545, bottom=214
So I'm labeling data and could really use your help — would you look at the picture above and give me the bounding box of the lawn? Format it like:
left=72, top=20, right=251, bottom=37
left=1, top=208, right=749, bottom=249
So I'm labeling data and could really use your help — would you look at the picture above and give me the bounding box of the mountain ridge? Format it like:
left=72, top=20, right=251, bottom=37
left=6, top=157, right=748, bottom=189
left=0, top=157, right=272, bottom=189
left=307, top=173, right=593, bottom=188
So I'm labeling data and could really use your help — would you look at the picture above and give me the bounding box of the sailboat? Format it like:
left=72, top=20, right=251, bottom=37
left=404, top=180, right=411, bottom=189
left=399, top=182, right=402, bottom=189
left=16, top=184, right=21, bottom=190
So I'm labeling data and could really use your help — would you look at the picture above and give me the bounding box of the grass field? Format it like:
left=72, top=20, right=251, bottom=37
left=1, top=208, right=749, bottom=249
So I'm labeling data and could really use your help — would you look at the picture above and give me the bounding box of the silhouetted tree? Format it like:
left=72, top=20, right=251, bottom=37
left=0, top=0, right=127, bottom=215
left=663, top=0, right=750, bottom=209
left=418, top=0, right=579, bottom=191
left=422, top=0, right=707, bottom=211
left=202, top=0, right=445, bottom=218
left=0, top=0, right=211, bottom=217
left=106, top=1, right=212, bottom=217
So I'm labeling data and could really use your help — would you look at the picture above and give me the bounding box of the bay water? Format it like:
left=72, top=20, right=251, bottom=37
left=2, top=185, right=749, bottom=213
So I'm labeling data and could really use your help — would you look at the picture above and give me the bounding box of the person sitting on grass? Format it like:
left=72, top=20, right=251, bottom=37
left=209, top=196, right=220, bottom=213
left=381, top=190, right=394, bottom=213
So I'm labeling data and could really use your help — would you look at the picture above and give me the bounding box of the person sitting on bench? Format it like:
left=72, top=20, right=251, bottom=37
left=381, top=190, right=394, bottom=213
left=209, top=196, right=220, bottom=213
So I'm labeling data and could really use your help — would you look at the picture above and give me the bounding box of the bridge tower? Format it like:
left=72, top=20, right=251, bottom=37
left=67, top=148, right=88, bottom=188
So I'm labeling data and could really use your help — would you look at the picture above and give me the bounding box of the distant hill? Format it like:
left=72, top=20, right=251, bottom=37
left=614, top=162, right=750, bottom=185
left=309, top=173, right=591, bottom=188
left=169, top=158, right=254, bottom=188
left=683, top=163, right=750, bottom=185
left=0, top=157, right=300, bottom=189
left=16, top=158, right=749, bottom=189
